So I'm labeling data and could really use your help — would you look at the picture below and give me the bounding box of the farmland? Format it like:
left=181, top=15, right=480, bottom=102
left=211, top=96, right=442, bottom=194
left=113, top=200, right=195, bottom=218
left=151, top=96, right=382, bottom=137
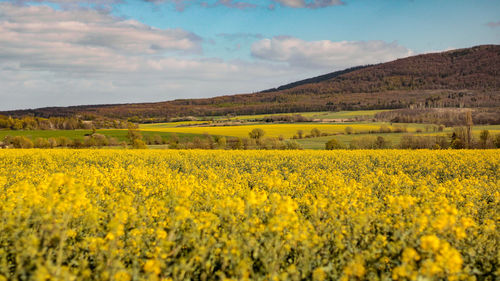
left=0, top=129, right=199, bottom=143
left=139, top=122, right=404, bottom=139
left=0, top=149, right=498, bottom=280
left=2, top=121, right=500, bottom=149
left=213, top=110, right=390, bottom=121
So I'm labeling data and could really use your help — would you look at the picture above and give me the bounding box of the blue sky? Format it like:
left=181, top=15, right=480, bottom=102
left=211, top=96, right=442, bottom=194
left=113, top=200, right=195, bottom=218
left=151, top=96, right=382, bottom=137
left=114, top=0, right=500, bottom=56
left=0, top=0, right=499, bottom=110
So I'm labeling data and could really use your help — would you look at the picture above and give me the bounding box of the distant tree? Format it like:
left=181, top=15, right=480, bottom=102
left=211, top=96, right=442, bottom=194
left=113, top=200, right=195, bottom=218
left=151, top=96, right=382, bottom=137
left=311, top=128, right=321, bottom=138
left=494, top=134, right=500, bottom=148
left=120, top=141, right=128, bottom=149
left=108, top=137, right=119, bottom=147
left=127, top=124, right=143, bottom=145
left=375, top=136, right=391, bottom=149
left=242, top=138, right=255, bottom=150
left=234, top=138, right=244, bottom=149
left=73, top=139, right=85, bottom=148
left=11, top=136, right=34, bottom=148
left=479, top=130, right=490, bottom=148
left=465, top=110, right=473, bottom=148
left=169, top=133, right=180, bottom=145
left=249, top=128, right=265, bottom=139
left=57, top=136, right=73, bottom=147
left=284, top=140, right=302, bottom=150
left=48, top=137, right=58, bottom=148
left=344, top=126, right=354, bottom=135
left=296, top=130, right=304, bottom=139
left=34, top=138, right=50, bottom=148
left=450, top=127, right=466, bottom=149
left=349, top=136, right=379, bottom=149
left=153, top=135, right=163, bottom=145
left=325, top=138, right=344, bottom=150
left=379, top=125, right=392, bottom=133
left=12, top=119, right=23, bottom=130
left=217, top=136, right=227, bottom=149
left=132, top=139, right=147, bottom=149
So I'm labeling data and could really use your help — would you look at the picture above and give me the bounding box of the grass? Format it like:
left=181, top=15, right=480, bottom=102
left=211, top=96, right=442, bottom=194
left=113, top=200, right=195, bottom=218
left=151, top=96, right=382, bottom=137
left=201, top=109, right=390, bottom=121
left=295, top=133, right=408, bottom=149
left=296, top=125, right=500, bottom=149
left=141, top=120, right=211, bottom=128
left=298, top=110, right=390, bottom=119
left=0, top=129, right=202, bottom=142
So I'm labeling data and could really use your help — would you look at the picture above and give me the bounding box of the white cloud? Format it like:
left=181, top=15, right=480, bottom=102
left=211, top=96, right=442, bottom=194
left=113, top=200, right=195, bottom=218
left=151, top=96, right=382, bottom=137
left=143, top=0, right=343, bottom=10
left=13, top=0, right=347, bottom=10
left=0, top=3, right=313, bottom=110
left=486, top=21, right=500, bottom=28
left=0, top=3, right=414, bottom=111
left=0, top=3, right=202, bottom=63
left=12, top=0, right=122, bottom=10
left=272, top=0, right=344, bottom=9
left=251, top=36, right=413, bottom=69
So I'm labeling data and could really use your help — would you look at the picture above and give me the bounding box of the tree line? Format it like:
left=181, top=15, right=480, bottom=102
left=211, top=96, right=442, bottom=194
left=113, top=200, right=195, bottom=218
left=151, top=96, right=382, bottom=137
left=0, top=115, right=131, bottom=130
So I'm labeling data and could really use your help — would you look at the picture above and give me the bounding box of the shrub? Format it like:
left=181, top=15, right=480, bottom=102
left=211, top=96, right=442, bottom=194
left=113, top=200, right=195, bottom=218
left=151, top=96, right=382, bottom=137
left=379, top=125, right=392, bottom=133
left=400, top=135, right=449, bottom=149
left=283, top=140, right=302, bottom=150
left=249, top=128, right=265, bottom=139
left=11, top=136, right=34, bottom=148
left=217, top=137, right=227, bottom=149
left=325, top=138, right=344, bottom=150
left=345, top=126, right=354, bottom=135
left=34, top=138, right=50, bottom=148
left=310, top=128, right=321, bottom=138
left=132, top=139, right=147, bottom=149
left=57, top=137, right=73, bottom=147
left=375, top=136, right=391, bottom=149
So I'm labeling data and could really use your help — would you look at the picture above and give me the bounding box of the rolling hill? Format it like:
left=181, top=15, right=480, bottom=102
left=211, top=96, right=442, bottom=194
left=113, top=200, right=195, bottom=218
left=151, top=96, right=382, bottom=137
left=2, top=45, right=500, bottom=120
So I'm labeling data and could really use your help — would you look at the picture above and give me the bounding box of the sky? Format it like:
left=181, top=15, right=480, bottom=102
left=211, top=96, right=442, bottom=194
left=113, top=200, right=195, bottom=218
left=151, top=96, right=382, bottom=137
left=0, top=0, right=499, bottom=110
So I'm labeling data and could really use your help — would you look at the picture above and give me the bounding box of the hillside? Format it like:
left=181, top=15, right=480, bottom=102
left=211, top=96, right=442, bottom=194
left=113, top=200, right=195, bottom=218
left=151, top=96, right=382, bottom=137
left=2, top=45, right=500, bottom=120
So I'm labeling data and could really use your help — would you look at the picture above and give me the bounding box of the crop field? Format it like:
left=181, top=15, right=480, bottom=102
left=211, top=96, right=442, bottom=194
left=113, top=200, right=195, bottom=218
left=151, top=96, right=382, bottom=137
left=0, top=129, right=199, bottom=142
left=297, top=128, right=500, bottom=149
left=206, top=110, right=390, bottom=121
left=139, top=122, right=412, bottom=138
left=2, top=122, right=499, bottom=150
left=0, top=149, right=498, bottom=280
left=295, top=133, right=409, bottom=149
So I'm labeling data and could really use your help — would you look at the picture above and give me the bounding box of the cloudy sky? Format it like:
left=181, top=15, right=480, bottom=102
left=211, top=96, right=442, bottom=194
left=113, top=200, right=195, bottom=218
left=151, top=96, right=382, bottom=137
left=1, top=0, right=499, bottom=110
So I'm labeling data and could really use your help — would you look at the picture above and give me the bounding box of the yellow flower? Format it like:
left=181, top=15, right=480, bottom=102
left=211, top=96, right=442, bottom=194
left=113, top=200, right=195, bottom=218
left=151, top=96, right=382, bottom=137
left=312, top=268, right=326, bottom=281
left=105, top=232, right=115, bottom=241
left=402, top=248, right=420, bottom=263
left=113, top=271, right=131, bottom=281
left=144, top=259, right=162, bottom=275
left=157, top=229, right=167, bottom=240
left=66, top=229, right=77, bottom=239
left=420, top=235, right=441, bottom=252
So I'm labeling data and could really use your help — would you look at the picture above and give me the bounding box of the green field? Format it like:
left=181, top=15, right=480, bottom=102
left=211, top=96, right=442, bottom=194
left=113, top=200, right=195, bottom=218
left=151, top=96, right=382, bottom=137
left=0, top=129, right=201, bottom=142
left=297, top=109, right=391, bottom=119
left=298, top=126, right=500, bottom=149
left=199, top=109, right=390, bottom=121
left=295, top=133, right=408, bottom=149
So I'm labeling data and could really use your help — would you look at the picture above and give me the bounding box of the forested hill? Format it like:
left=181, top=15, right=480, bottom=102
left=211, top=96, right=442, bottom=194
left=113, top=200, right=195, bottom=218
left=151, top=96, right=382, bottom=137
left=260, top=65, right=371, bottom=93
left=3, top=45, right=500, bottom=120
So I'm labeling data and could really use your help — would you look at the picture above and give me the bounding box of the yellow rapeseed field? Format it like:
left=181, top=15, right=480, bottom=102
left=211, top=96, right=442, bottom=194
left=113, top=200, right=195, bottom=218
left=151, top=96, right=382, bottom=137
left=139, top=123, right=402, bottom=138
left=0, top=149, right=498, bottom=281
